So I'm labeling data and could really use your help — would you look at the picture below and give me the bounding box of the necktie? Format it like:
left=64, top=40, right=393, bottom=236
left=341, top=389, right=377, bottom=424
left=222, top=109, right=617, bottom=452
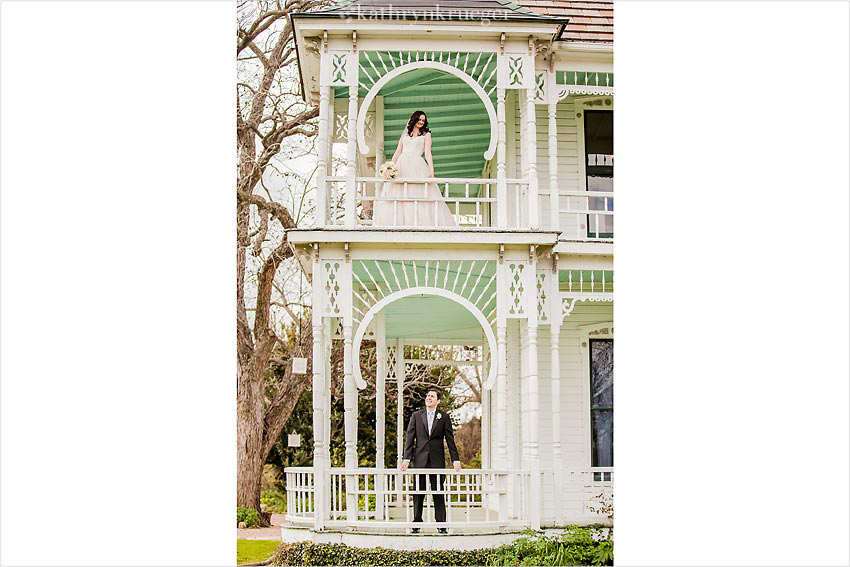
left=428, top=411, right=434, bottom=433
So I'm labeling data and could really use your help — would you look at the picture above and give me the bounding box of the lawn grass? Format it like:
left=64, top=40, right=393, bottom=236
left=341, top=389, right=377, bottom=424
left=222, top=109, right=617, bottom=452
left=237, top=539, right=281, bottom=565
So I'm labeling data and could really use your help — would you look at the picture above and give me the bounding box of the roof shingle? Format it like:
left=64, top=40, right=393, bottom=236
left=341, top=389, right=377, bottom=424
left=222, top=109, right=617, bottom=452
left=517, top=0, right=613, bottom=42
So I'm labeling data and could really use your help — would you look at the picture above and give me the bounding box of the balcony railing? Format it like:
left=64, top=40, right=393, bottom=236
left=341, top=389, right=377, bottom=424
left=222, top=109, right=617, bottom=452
left=559, top=191, right=614, bottom=241
left=323, top=176, right=529, bottom=229
left=285, top=467, right=532, bottom=531
left=318, top=177, right=614, bottom=240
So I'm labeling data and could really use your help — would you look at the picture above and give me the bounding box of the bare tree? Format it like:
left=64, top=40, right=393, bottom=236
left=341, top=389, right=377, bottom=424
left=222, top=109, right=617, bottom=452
left=236, top=0, right=330, bottom=523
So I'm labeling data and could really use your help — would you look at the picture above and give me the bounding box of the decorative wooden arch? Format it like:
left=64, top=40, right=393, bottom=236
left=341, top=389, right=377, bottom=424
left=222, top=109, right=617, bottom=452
left=352, top=286, right=498, bottom=392
left=356, top=61, right=498, bottom=160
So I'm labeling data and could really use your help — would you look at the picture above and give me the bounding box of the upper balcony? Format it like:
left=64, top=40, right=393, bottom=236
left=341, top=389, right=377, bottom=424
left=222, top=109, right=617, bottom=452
left=294, top=17, right=613, bottom=248
left=319, top=174, right=612, bottom=242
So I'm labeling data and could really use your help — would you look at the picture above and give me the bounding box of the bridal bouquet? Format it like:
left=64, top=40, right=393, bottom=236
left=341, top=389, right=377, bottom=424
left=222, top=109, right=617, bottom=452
left=379, top=161, right=398, bottom=180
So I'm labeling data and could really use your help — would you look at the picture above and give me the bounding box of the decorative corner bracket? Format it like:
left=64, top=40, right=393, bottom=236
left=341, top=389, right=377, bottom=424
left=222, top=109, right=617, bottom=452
left=561, top=294, right=614, bottom=321
left=500, top=32, right=506, bottom=54
left=344, top=242, right=350, bottom=262
left=499, top=244, right=505, bottom=264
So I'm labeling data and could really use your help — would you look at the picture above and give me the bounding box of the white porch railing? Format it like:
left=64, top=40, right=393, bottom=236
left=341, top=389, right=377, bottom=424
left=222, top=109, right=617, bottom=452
left=559, top=467, right=613, bottom=520
left=285, top=467, right=532, bottom=530
left=559, top=191, right=614, bottom=241
left=285, top=468, right=316, bottom=521
left=320, top=177, right=615, bottom=240
left=323, top=176, right=530, bottom=229
left=582, top=467, right=613, bottom=516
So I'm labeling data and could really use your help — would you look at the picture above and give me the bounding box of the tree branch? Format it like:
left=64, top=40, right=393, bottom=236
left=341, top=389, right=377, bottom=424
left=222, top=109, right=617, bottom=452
left=237, top=190, right=296, bottom=229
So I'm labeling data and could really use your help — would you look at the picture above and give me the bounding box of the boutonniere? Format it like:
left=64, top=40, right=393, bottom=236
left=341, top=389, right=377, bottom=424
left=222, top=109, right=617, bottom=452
left=436, top=413, right=442, bottom=420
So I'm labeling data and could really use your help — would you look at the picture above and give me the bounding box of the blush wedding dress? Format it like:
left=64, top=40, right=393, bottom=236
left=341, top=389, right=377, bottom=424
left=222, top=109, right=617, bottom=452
left=373, top=133, right=457, bottom=227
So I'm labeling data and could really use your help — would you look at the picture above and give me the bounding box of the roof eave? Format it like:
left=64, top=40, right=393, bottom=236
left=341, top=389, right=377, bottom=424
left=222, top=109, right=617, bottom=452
left=292, top=12, right=566, bottom=24
left=553, top=40, right=613, bottom=52
left=290, top=12, right=308, bottom=103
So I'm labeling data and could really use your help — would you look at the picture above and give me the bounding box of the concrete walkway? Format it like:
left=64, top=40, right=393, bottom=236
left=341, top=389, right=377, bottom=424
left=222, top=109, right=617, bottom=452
left=238, top=513, right=284, bottom=540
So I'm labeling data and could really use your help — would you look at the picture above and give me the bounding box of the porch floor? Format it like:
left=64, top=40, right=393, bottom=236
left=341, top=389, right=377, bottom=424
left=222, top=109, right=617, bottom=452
left=281, top=523, right=528, bottom=551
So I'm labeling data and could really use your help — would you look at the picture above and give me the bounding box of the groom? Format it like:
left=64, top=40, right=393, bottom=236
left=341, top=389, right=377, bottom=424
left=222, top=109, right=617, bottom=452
left=400, top=389, right=461, bottom=534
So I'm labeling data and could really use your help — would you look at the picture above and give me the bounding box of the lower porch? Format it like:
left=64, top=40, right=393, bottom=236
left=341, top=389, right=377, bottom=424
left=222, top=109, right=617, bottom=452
left=284, top=466, right=613, bottom=535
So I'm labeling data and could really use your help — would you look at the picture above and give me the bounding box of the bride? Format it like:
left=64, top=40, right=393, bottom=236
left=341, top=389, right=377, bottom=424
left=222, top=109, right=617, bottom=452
left=373, top=111, right=457, bottom=227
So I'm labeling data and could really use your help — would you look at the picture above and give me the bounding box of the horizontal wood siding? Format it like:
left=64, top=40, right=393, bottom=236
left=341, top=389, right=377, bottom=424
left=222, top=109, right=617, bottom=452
left=510, top=97, right=580, bottom=233
left=537, top=302, right=613, bottom=523
left=483, top=299, right=613, bottom=524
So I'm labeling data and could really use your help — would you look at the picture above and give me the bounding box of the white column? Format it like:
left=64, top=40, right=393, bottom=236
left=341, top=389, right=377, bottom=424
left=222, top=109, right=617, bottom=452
left=396, top=338, right=405, bottom=465
left=548, top=92, right=559, bottom=232
left=316, top=85, right=330, bottom=227
left=527, top=84, right=539, bottom=230
left=376, top=96, right=385, bottom=166
left=311, top=245, right=326, bottom=530
left=328, top=88, right=335, bottom=173
left=376, top=311, right=386, bottom=469
left=481, top=337, right=491, bottom=470
left=518, top=89, right=527, bottom=228
left=526, top=246, right=541, bottom=530
left=343, top=321, right=357, bottom=521
left=495, top=257, right=508, bottom=471
left=550, top=264, right=563, bottom=524
left=496, top=87, right=507, bottom=228
left=495, top=325, right=507, bottom=470
left=526, top=322, right=541, bottom=530
left=324, top=320, right=332, bottom=466
left=519, top=321, right=529, bottom=467
left=505, top=91, right=518, bottom=224
left=395, top=339, right=405, bottom=509
left=507, top=321, right=520, bottom=470
left=375, top=311, right=386, bottom=519
left=345, top=86, right=358, bottom=226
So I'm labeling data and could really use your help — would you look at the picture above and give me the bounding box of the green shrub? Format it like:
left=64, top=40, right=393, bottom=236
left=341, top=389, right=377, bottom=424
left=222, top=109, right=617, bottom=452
left=487, top=528, right=610, bottom=566
left=261, top=488, right=288, bottom=514
left=237, top=506, right=260, bottom=528
left=270, top=527, right=611, bottom=566
left=592, top=541, right=614, bottom=566
left=272, top=541, right=494, bottom=566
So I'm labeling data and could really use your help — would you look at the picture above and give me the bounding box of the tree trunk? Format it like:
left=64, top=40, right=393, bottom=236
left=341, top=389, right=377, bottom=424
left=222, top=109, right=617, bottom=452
left=235, top=1, right=324, bottom=526
left=236, top=357, right=266, bottom=519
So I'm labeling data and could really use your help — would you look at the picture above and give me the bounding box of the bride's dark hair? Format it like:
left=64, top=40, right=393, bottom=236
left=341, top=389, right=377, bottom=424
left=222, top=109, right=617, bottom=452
left=406, top=111, right=430, bottom=136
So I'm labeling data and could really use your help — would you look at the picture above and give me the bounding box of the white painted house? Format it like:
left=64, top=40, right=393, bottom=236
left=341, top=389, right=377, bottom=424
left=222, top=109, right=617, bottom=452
left=284, top=0, right=613, bottom=547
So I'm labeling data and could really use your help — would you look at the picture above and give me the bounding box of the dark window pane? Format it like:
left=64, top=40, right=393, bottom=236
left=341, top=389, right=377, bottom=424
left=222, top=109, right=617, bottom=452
left=591, top=410, right=613, bottom=467
left=584, top=110, right=614, bottom=238
left=590, top=339, right=613, bottom=467
left=584, top=111, right=613, bottom=155
left=590, top=340, right=613, bottom=408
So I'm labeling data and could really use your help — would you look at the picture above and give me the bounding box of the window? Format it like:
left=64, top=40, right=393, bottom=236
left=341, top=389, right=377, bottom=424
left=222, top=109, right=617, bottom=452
left=590, top=338, right=613, bottom=467
left=584, top=110, right=613, bottom=239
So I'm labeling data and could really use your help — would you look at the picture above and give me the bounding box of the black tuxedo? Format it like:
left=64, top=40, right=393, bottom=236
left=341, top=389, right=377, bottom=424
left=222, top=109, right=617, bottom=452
left=402, top=408, right=460, bottom=523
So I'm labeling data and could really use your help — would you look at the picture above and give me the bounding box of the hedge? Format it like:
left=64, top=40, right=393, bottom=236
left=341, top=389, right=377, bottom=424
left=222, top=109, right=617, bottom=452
left=271, top=529, right=612, bottom=566
left=272, top=542, right=492, bottom=566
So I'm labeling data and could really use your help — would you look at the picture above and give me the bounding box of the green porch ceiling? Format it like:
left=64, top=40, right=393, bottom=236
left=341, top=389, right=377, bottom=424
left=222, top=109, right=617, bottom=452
left=334, top=69, right=493, bottom=180
left=383, top=295, right=484, bottom=340
left=351, top=259, right=497, bottom=336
